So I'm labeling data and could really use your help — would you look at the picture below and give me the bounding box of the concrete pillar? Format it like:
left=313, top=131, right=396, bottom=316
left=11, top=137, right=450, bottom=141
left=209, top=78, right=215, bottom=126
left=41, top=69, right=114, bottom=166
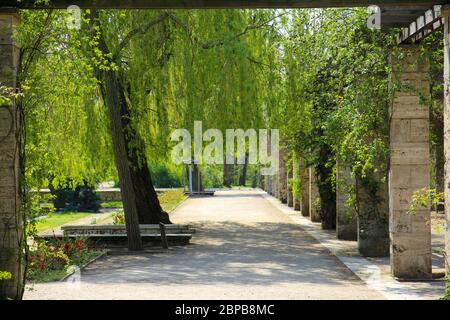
left=356, top=172, right=389, bottom=257
left=443, top=14, right=450, bottom=276
left=272, top=169, right=280, bottom=199
left=300, top=163, right=310, bottom=217
left=336, top=162, right=357, bottom=241
left=389, top=46, right=432, bottom=279
left=292, top=155, right=301, bottom=211
left=309, top=167, right=321, bottom=222
left=287, top=159, right=294, bottom=207
left=278, top=147, right=287, bottom=203
left=268, top=176, right=273, bottom=195
left=0, top=11, right=23, bottom=300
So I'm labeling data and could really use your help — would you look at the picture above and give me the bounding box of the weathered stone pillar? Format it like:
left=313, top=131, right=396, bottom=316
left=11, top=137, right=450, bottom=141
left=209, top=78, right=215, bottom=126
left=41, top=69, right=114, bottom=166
left=273, top=172, right=278, bottom=197
left=277, top=147, right=287, bottom=203
left=267, top=175, right=273, bottom=195
left=443, top=14, right=450, bottom=276
left=300, top=162, right=310, bottom=217
left=292, top=155, right=301, bottom=211
left=389, top=45, right=431, bottom=279
left=356, top=171, right=389, bottom=257
left=0, top=11, right=23, bottom=300
left=309, top=167, right=321, bottom=222
left=287, top=159, right=294, bottom=207
left=336, top=162, right=357, bottom=241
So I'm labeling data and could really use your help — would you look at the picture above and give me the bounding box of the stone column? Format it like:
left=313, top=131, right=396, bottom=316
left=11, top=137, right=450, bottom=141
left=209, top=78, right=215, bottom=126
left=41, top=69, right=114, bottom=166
left=309, top=167, right=321, bottom=222
left=292, top=155, right=301, bottom=211
left=443, top=14, right=450, bottom=276
left=389, top=46, right=431, bottom=278
left=277, top=147, right=287, bottom=203
left=268, top=175, right=273, bottom=195
left=336, top=162, right=357, bottom=241
left=287, top=159, right=294, bottom=207
left=300, top=163, right=310, bottom=217
left=0, top=11, right=23, bottom=300
left=273, top=172, right=278, bottom=197
left=356, top=171, right=389, bottom=257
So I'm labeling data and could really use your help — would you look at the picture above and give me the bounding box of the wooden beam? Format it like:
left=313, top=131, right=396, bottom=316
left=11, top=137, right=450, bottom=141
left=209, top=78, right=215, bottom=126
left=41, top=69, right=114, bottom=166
left=0, top=0, right=448, bottom=10
left=396, top=5, right=443, bottom=44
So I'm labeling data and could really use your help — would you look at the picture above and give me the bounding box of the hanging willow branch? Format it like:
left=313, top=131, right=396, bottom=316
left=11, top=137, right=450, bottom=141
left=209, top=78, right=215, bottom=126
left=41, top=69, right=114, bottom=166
left=115, top=10, right=286, bottom=56
left=166, top=10, right=286, bottom=50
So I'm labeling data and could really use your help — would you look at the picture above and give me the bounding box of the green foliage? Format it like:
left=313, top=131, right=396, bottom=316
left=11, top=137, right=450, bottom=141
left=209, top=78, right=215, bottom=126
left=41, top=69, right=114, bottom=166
left=408, top=188, right=444, bottom=215
left=150, top=163, right=183, bottom=188
left=289, top=175, right=301, bottom=198
left=443, top=277, right=450, bottom=300
left=50, top=180, right=101, bottom=212
left=101, top=201, right=123, bottom=209
left=0, top=271, right=12, bottom=281
left=112, top=211, right=126, bottom=225
left=272, top=9, right=395, bottom=214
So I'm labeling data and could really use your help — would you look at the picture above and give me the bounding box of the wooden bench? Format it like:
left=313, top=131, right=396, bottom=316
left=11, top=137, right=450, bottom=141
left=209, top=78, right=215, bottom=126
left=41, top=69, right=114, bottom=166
left=38, top=224, right=195, bottom=248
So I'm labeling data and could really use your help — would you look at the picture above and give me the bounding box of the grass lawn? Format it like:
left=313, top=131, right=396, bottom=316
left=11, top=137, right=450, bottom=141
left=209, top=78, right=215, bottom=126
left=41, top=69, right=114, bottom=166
left=159, top=189, right=188, bottom=212
left=100, top=188, right=187, bottom=213
left=27, top=269, right=68, bottom=283
left=100, top=200, right=123, bottom=208
left=33, top=189, right=188, bottom=233
left=35, top=212, right=94, bottom=234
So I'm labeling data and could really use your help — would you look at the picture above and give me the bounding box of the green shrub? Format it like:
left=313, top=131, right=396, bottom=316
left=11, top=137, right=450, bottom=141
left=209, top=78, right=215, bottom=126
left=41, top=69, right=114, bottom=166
left=49, top=179, right=101, bottom=212
left=150, top=163, right=183, bottom=188
left=0, top=271, right=12, bottom=281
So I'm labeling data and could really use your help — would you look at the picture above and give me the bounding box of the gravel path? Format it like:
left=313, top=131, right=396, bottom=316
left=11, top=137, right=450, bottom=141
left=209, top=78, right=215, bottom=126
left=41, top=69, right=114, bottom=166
left=24, top=190, right=384, bottom=300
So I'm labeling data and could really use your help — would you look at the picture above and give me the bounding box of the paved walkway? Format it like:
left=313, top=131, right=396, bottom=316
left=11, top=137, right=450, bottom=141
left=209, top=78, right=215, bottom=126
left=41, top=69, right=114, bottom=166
left=25, top=190, right=389, bottom=299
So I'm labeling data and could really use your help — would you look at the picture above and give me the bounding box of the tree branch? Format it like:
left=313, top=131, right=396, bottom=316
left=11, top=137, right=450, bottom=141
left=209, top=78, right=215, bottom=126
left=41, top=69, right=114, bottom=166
left=117, top=12, right=169, bottom=54
left=166, top=11, right=286, bottom=50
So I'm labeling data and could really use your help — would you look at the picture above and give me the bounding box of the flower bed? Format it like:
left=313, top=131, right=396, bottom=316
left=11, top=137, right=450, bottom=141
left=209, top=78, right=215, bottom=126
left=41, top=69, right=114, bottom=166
left=27, top=237, right=105, bottom=283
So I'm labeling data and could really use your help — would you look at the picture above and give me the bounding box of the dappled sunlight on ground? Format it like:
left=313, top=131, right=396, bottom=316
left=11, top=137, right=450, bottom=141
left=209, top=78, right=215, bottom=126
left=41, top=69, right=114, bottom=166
left=25, top=190, right=384, bottom=300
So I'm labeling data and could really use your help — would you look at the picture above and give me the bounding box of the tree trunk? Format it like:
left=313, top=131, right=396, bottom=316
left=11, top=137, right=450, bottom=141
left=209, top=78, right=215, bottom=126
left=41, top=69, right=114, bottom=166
left=91, top=11, right=170, bottom=228
left=121, top=95, right=171, bottom=224
left=91, top=11, right=144, bottom=250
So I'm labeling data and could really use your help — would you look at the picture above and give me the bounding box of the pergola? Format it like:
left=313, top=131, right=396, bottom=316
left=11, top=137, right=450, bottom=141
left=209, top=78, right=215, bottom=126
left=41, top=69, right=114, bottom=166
left=1, top=0, right=450, bottom=299
left=1, top=0, right=447, bottom=38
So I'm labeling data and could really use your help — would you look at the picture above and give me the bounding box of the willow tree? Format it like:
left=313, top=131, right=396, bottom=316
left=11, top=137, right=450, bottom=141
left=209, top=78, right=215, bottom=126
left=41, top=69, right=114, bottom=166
left=81, top=11, right=164, bottom=249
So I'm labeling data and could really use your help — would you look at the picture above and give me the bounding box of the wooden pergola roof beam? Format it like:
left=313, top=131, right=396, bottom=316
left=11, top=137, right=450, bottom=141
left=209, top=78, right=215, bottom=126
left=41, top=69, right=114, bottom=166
left=0, top=0, right=448, bottom=10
